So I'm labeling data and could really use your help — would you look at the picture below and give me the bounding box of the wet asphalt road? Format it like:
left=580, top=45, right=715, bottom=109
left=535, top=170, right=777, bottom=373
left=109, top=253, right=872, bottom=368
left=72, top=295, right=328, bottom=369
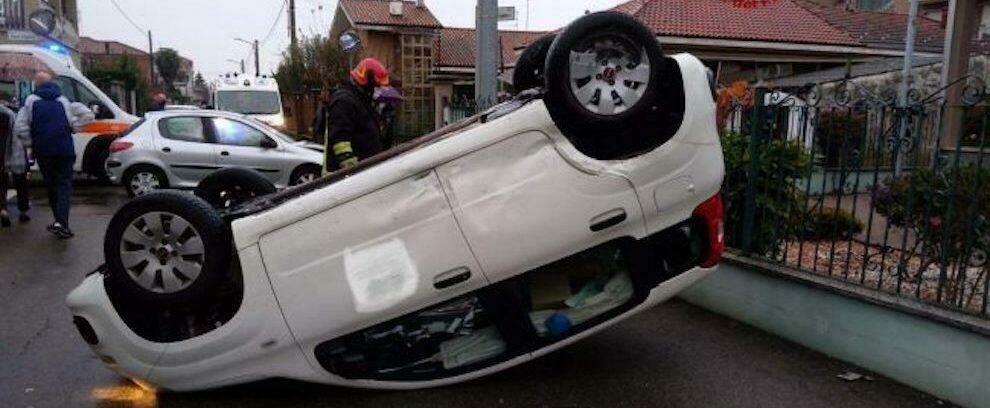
left=0, top=185, right=954, bottom=408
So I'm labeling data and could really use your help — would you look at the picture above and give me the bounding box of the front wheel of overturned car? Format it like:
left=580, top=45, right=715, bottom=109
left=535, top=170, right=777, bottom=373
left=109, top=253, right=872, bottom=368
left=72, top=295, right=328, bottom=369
left=544, top=11, right=667, bottom=160
left=195, top=167, right=277, bottom=209
left=513, top=34, right=556, bottom=93
left=104, top=191, right=231, bottom=308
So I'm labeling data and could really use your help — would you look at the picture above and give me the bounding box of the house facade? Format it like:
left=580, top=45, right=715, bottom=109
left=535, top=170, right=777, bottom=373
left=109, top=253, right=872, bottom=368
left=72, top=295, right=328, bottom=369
left=0, top=0, right=80, bottom=61
left=330, top=0, right=443, bottom=139
left=326, top=0, right=950, bottom=137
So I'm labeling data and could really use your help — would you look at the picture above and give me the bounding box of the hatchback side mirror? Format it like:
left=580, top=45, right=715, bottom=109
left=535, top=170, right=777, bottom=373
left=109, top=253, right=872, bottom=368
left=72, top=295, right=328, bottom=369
left=260, top=138, right=277, bottom=149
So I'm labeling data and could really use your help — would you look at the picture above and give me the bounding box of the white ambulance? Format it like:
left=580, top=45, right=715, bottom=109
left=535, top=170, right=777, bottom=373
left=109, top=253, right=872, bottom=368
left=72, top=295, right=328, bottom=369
left=0, top=43, right=139, bottom=179
left=209, top=73, right=285, bottom=129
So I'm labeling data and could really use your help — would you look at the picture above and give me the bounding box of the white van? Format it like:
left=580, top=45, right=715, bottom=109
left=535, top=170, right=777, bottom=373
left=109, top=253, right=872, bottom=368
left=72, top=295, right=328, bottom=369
left=209, top=74, right=285, bottom=129
left=0, top=44, right=139, bottom=179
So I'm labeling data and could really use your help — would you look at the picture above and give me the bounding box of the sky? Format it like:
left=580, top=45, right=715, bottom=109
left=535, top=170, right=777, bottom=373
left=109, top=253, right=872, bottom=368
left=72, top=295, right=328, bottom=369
left=79, top=0, right=626, bottom=79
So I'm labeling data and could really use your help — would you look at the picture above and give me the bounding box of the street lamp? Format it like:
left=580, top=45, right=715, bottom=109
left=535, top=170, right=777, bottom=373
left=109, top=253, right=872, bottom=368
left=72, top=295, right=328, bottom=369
left=226, top=58, right=245, bottom=74
left=235, top=38, right=260, bottom=77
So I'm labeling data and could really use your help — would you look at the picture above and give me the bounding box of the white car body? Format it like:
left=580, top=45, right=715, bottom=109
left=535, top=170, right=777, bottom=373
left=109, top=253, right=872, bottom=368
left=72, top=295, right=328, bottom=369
left=67, top=53, right=723, bottom=391
left=0, top=44, right=139, bottom=175
left=105, top=110, right=323, bottom=191
left=209, top=74, right=285, bottom=129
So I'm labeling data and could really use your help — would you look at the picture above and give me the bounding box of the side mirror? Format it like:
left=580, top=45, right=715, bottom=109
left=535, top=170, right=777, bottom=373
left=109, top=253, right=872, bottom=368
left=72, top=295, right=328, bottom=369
left=260, top=138, right=277, bottom=149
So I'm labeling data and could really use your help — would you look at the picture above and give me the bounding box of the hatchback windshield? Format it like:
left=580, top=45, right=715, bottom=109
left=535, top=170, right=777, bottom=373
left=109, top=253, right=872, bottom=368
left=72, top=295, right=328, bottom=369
left=216, top=91, right=281, bottom=115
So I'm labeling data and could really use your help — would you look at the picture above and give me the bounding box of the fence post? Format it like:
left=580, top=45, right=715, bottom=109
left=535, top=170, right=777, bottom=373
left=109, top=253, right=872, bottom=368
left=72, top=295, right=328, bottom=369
left=740, top=88, right=766, bottom=254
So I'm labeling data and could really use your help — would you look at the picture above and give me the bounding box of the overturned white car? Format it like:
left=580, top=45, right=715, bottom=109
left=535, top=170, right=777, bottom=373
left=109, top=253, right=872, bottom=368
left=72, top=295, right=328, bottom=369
left=67, top=12, right=725, bottom=392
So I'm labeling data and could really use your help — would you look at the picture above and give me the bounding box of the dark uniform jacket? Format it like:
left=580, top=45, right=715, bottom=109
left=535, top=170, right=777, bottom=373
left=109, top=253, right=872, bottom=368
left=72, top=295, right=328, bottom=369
left=324, top=81, right=384, bottom=171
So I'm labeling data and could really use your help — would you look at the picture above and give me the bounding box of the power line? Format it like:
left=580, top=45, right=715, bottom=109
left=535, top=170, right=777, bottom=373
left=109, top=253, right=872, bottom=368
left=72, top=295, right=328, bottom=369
left=109, top=0, right=147, bottom=35
left=261, top=0, right=288, bottom=46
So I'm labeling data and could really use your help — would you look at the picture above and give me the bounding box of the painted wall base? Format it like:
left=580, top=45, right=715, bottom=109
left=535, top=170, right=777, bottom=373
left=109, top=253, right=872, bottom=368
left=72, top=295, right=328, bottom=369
left=679, top=260, right=990, bottom=408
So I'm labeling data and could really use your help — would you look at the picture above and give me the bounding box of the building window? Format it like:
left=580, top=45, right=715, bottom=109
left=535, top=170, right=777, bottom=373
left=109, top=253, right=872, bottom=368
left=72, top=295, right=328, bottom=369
left=854, top=0, right=893, bottom=11
left=398, top=33, right=435, bottom=139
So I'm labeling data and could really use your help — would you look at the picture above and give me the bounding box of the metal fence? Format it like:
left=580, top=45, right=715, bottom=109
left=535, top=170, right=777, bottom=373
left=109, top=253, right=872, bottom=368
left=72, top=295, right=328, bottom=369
left=722, top=79, right=990, bottom=319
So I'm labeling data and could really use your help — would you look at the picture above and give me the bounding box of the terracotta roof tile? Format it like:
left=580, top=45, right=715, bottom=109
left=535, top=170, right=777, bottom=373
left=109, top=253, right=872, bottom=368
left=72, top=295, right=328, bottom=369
left=435, top=27, right=549, bottom=68
left=341, top=0, right=442, bottom=29
left=796, top=1, right=946, bottom=52
left=78, top=36, right=148, bottom=56
left=611, top=0, right=861, bottom=46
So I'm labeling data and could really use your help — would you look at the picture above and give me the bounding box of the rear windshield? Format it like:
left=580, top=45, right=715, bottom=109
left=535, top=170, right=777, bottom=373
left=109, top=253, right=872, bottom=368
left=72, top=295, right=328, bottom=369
left=216, top=90, right=281, bottom=115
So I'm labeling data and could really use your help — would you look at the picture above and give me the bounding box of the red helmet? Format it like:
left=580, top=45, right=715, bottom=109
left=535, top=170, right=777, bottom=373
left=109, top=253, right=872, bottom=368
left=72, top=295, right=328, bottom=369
left=350, top=58, right=390, bottom=87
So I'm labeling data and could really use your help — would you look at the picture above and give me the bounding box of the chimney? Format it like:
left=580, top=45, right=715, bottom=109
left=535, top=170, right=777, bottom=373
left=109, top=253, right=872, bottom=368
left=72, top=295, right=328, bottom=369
left=389, top=0, right=404, bottom=16
left=415, top=0, right=425, bottom=8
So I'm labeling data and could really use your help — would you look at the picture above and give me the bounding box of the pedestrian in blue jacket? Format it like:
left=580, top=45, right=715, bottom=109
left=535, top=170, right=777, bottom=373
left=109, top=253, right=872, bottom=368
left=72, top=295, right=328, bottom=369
left=14, top=71, right=94, bottom=238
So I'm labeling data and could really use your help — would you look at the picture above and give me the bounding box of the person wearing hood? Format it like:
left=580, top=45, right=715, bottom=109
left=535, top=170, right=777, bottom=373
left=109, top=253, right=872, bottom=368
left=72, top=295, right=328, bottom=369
left=0, top=94, right=31, bottom=228
left=14, top=71, right=95, bottom=239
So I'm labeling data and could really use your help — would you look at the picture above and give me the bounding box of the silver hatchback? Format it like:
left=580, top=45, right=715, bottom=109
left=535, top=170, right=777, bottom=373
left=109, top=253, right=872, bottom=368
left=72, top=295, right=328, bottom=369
left=106, top=110, right=325, bottom=196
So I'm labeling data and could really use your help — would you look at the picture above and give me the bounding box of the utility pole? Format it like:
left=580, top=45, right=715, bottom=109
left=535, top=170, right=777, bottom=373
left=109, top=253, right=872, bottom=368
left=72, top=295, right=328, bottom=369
left=288, top=0, right=298, bottom=48
left=894, top=0, right=919, bottom=174
left=476, top=0, right=498, bottom=110
left=940, top=0, right=978, bottom=150
left=254, top=39, right=260, bottom=76
left=148, top=30, right=156, bottom=88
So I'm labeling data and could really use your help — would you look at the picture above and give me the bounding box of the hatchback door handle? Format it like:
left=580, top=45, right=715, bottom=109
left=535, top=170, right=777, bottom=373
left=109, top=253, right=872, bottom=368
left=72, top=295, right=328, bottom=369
left=434, top=267, right=471, bottom=290
left=590, top=209, right=627, bottom=232
left=161, top=147, right=171, bottom=153
left=220, top=151, right=230, bottom=156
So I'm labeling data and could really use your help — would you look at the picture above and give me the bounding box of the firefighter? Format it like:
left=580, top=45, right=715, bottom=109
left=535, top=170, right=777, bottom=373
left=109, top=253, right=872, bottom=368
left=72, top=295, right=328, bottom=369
left=323, top=58, right=390, bottom=173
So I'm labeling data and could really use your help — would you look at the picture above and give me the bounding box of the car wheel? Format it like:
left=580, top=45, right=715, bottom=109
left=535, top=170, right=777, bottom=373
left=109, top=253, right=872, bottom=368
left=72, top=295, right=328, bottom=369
left=513, top=34, right=556, bottom=92
left=290, top=164, right=322, bottom=186
left=544, top=11, right=667, bottom=160
left=195, top=167, right=277, bottom=210
left=104, top=191, right=231, bottom=307
left=124, top=165, right=168, bottom=197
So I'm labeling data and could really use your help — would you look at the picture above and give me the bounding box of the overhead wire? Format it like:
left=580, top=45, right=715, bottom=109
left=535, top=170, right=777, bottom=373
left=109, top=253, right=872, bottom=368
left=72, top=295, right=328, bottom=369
left=109, top=0, right=147, bottom=35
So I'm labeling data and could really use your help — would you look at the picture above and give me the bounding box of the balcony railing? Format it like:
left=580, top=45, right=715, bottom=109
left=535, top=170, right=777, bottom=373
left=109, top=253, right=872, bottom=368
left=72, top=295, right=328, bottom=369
left=0, top=0, right=26, bottom=31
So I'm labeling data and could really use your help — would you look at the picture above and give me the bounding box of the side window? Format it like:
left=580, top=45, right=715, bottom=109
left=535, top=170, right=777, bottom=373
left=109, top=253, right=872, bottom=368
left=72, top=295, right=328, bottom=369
left=158, top=117, right=208, bottom=143
left=54, top=76, right=78, bottom=102
left=211, top=117, right=269, bottom=147
left=74, top=81, right=102, bottom=106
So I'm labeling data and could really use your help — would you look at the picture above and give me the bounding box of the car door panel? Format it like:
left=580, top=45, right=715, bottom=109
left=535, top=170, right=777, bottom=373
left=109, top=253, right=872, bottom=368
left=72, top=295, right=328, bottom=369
left=436, top=131, right=646, bottom=285
left=259, top=170, right=486, bottom=372
left=154, top=117, right=218, bottom=185
left=210, top=117, right=286, bottom=183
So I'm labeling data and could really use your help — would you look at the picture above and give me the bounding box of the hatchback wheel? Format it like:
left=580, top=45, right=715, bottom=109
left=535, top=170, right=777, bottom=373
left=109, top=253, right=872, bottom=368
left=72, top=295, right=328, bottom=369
left=124, top=165, right=168, bottom=197
left=290, top=164, right=323, bottom=186
left=195, top=168, right=277, bottom=209
left=104, top=191, right=231, bottom=307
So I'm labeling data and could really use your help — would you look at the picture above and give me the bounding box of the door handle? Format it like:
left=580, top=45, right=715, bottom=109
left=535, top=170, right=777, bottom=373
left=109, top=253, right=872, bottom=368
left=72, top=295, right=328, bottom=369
left=220, top=151, right=230, bottom=156
left=590, top=209, right=627, bottom=232
left=433, top=267, right=471, bottom=290
left=161, top=147, right=171, bottom=153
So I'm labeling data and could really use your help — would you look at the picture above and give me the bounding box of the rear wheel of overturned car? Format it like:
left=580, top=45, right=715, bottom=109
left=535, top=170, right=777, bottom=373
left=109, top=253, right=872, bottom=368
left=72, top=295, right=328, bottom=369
left=544, top=11, right=667, bottom=160
left=513, top=34, right=556, bottom=93
left=104, top=191, right=231, bottom=307
left=194, top=167, right=277, bottom=209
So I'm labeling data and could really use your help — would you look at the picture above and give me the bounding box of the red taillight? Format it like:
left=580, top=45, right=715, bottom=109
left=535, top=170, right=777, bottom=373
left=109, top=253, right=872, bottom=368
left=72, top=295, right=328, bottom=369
left=693, top=193, right=724, bottom=268
left=109, top=140, right=134, bottom=153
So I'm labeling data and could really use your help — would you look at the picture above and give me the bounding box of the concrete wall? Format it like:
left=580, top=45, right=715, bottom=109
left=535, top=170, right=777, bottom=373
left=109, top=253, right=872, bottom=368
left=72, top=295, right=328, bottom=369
left=679, top=257, right=990, bottom=408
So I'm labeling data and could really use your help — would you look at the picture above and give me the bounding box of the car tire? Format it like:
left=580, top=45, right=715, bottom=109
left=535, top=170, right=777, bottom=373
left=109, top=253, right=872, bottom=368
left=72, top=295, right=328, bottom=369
left=544, top=11, right=667, bottom=160
left=123, top=165, right=169, bottom=198
left=513, top=34, right=556, bottom=93
left=290, top=164, right=323, bottom=186
left=104, top=191, right=231, bottom=308
left=195, top=167, right=277, bottom=210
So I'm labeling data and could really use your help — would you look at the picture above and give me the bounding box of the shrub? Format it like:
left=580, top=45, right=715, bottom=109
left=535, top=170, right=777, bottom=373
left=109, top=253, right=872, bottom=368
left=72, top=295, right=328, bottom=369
left=815, top=110, right=867, bottom=168
left=801, top=208, right=864, bottom=241
left=874, top=164, right=990, bottom=269
left=721, top=131, right=813, bottom=255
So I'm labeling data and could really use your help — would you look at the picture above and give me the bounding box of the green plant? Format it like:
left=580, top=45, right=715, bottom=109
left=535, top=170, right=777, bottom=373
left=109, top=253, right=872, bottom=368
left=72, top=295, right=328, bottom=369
left=874, top=164, right=990, bottom=304
left=274, top=35, right=347, bottom=93
left=721, top=131, right=813, bottom=255
left=801, top=208, right=864, bottom=241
